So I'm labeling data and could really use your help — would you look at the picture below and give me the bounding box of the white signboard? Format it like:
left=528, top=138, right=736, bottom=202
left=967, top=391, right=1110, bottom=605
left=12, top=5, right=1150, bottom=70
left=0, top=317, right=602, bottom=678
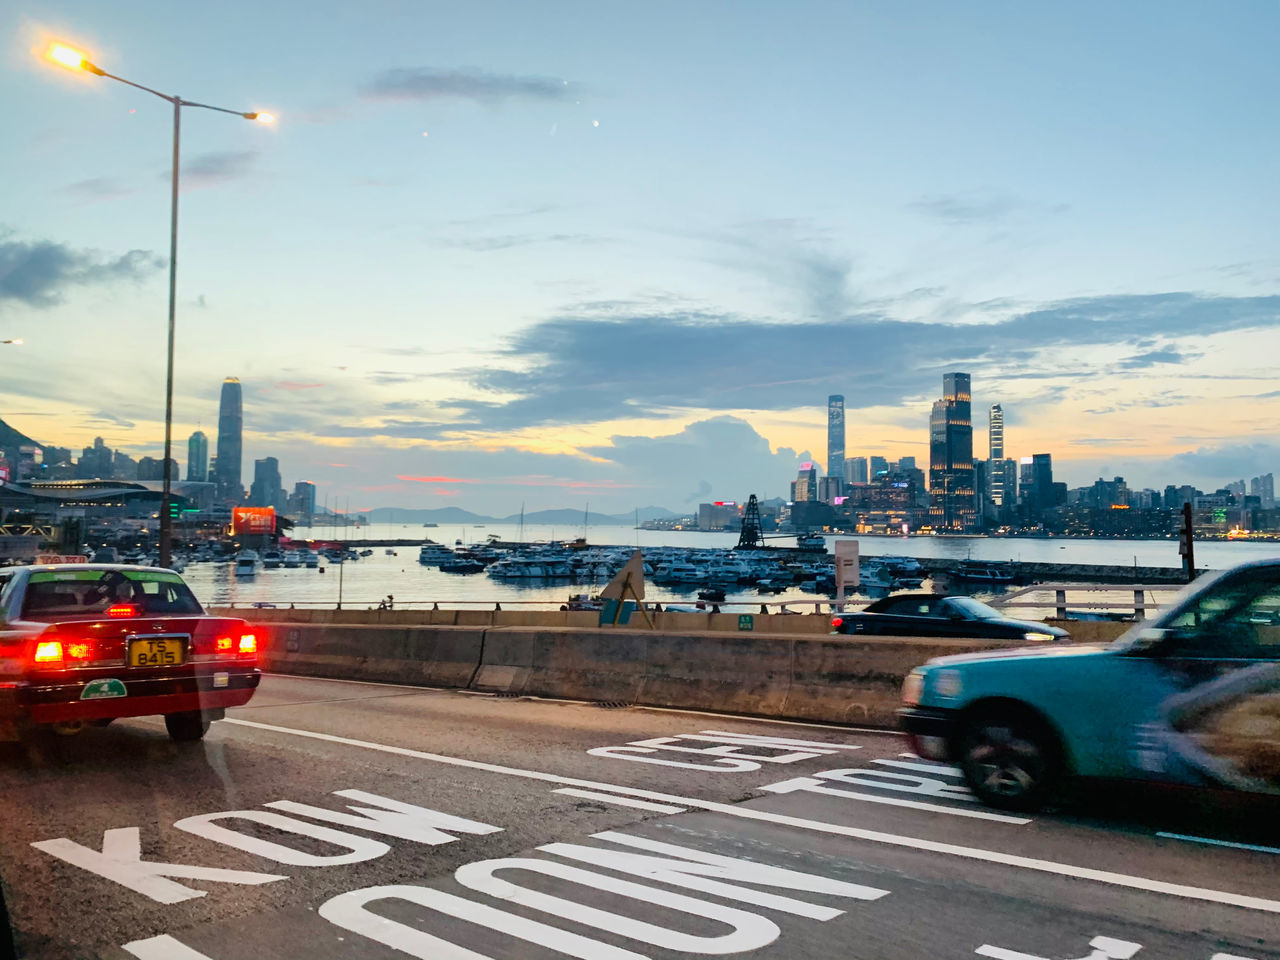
left=834, top=540, right=859, bottom=605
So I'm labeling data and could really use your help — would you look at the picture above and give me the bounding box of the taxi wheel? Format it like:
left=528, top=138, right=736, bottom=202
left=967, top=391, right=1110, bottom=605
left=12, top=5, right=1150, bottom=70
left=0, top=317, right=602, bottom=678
left=164, top=711, right=210, bottom=742
left=959, top=707, right=1062, bottom=812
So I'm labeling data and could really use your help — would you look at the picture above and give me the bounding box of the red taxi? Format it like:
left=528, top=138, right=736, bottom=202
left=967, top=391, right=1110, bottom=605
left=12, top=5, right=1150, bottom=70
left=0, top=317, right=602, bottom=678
left=0, top=564, right=259, bottom=742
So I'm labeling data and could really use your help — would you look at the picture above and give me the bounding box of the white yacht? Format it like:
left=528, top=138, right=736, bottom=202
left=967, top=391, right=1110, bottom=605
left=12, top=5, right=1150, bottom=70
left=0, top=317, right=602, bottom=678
left=233, top=550, right=261, bottom=578
left=283, top=551, right=302, bottom=568
left=652, top=562, right=707, bottom=584
left=262, top=549, right=284, bottom=569
left=486, top=557, right=574, bottom=579
left=302, top=549, right=320, bottom=568
left=419, top=543, right=456, bottom=565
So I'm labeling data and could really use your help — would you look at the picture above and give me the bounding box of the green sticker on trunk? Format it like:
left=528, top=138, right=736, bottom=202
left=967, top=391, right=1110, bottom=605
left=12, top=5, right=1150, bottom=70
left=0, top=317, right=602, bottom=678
left=80, top=678, right=127, bottom=700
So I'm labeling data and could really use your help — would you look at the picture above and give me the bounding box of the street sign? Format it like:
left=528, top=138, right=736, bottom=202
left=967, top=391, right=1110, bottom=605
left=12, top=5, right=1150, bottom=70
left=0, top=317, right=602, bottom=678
left=738, top=614, right=754, bottom=631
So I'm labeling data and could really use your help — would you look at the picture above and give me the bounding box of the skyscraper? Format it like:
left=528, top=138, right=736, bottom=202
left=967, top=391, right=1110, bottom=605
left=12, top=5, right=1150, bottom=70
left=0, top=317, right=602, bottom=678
left=869, top=456, right=889, bottom=478
left=928, top=372, right=975, bottom=530
left=826, top=395, right=845, bottom=486
left=989, top=404, right=1004, bottom=459
left=215, top=377, right=243, bottom=500
left=187, top=430, right=209, bottom=482
left=845, top=457, right=868, bottom=484
left=249, top=456, right=283, bottom=510
left=291, top=480, right=317, bottom=521
left=1019, top=453, right=1055, bottom=523
left=988, top=403, right=1007, bottom=509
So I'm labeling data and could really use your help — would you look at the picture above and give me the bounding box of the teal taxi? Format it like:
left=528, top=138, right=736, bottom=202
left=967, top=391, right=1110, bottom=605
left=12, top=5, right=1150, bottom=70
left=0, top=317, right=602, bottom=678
left=898, top=559, right=1280, bottom=811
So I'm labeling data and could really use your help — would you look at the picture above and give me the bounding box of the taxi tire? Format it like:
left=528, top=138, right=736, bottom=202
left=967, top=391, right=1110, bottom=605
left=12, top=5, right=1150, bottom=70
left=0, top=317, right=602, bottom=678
left=164, top=711, right=210, bottom=742
left=958, top=706, right=1062, bottom=813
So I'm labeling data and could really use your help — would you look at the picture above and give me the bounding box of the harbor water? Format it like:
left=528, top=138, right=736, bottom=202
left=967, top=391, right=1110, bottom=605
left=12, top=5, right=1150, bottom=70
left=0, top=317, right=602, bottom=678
left=181, top=522, right=1280, bottom=612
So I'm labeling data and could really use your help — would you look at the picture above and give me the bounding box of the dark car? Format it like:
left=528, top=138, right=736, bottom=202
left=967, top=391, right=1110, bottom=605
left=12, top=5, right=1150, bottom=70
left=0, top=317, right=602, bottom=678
left=832, top=593, right=1069, bottom=642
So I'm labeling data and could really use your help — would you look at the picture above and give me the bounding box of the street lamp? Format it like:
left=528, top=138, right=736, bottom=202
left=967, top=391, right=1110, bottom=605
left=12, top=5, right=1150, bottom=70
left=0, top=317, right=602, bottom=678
left=1, top=340, right=22, bottom=345
left=45, top=42, right=272, bottom=568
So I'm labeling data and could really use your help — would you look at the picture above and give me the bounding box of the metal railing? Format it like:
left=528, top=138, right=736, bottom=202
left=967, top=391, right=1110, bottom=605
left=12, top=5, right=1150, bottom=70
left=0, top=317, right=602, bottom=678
left=988, top=583, right=1180, bottom=621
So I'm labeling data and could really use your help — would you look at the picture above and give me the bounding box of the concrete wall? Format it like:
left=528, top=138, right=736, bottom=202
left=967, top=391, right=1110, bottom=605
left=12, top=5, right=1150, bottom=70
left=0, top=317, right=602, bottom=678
left=242, top=615, right=1033, bottom=727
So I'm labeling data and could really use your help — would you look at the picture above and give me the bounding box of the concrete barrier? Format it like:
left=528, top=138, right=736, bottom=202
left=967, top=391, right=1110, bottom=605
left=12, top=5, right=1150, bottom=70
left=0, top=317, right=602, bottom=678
left=236, top=613, right=1059, bottom=728
left=257, top=622, right=484, bottom=688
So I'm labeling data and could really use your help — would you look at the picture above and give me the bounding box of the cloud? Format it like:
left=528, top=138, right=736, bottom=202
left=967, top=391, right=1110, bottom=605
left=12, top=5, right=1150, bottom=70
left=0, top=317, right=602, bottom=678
left=1117, top=348, right=1199, bottom=369
left=86, top=410, right=136, bottom=429
left=909, top=193, right=1020, bottom=225
left=437, top=292, right=1279, bottom=432
left=273, top=381, right=326, bottom=391
left=436, top=233, right=604, bottom=252
left=1168, top=443, right=1280, bottom=481
left=180, top=151, right=259, bottom=188
left=1069, top=437, right=1147, bottom=446
left=0, top=237, right=163, bottom=308
left=63, top=177, right=133, bottom=203
left=362, top=68, right=573, bottom=104
left=398, top=475, right=477, bottom=484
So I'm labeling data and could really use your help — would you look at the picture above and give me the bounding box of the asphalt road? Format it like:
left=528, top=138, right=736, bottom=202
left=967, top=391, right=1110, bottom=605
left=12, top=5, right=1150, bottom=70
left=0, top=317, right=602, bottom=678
left=1, top=674, right=1277, bottom=960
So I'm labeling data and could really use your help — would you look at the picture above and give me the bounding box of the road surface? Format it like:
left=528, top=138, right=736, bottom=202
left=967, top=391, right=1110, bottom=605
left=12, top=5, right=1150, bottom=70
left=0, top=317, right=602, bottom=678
left=0, top=674, right=1276, bottom=959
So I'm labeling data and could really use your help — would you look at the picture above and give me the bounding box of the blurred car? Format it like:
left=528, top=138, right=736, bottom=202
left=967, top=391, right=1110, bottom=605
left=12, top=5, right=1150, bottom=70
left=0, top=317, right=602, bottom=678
left=898, top=559, right=1280, bottom=811
left=0, top=563, right=260, bottom=742
left=832, top=593, right=1069, bottom=642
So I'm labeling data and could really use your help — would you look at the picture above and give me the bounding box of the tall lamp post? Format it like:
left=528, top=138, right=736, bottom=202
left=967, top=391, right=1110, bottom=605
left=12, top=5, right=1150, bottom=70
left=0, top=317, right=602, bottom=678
left=45, top=43, right=272, bottom=568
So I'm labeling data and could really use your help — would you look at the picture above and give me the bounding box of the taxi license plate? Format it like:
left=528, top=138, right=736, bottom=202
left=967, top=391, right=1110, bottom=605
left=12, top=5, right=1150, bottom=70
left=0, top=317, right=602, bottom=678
left=128, top=636, right=187, bottom=668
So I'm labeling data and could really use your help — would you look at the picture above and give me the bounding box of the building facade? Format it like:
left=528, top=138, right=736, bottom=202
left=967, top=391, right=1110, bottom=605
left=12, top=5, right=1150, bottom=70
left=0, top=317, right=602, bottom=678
left=187, top=431, right=209, bottom=482
left=826, top=395, right=845, bottom=488
left=928, top=372, right=975, bottom=530
left=249, top=456, right=283, bottom=510
left=844, top=457, right=868, bottom=485
left=215, top=377, right=244, bottom=501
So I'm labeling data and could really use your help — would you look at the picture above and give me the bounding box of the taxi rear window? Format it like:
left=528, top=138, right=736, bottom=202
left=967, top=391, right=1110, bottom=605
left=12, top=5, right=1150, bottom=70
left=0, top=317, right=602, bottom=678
left=22, top=570, right=203, bottom=619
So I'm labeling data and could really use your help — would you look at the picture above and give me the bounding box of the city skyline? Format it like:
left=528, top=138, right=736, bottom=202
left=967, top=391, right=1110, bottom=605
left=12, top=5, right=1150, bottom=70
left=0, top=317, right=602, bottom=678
left=2, top=2, right=1278, bottom=512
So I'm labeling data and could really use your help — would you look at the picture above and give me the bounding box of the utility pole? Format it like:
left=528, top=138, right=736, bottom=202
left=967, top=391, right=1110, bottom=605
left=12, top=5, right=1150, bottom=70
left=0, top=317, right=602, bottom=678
left=1178, top=501, right=1196, bottom=581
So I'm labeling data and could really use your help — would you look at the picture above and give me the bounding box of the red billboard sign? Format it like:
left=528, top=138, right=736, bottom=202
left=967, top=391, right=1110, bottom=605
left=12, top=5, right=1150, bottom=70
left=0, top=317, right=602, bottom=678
left=232, top=506, right=276, bottom=535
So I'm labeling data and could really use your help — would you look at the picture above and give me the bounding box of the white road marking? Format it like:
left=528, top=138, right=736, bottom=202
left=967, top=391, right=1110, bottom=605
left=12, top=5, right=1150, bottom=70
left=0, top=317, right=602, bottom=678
left=976, top=933, right=1142, bottom=959
left=555, top=789, right=686, bottom=813
left=875, top=758, right=964, bottom=776
left=757, top=776, right=1026, bottom=824
left=1156, top=833, right=1280, bottom=856
left=122, top=934, right=216, bottom=959
left=222, top=718, right=1280, bottom=914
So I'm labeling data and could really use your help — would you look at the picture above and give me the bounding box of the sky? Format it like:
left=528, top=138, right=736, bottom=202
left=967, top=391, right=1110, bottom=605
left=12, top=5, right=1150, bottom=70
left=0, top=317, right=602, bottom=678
left=2, top=0, right=1278, bottom=513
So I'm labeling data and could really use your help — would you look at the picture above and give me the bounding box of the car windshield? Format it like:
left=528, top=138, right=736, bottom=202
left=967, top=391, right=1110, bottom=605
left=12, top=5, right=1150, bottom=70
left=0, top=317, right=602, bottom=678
left=944, top=597, right=1003, bottom=620
left=20, top=569, right=203, bottom=619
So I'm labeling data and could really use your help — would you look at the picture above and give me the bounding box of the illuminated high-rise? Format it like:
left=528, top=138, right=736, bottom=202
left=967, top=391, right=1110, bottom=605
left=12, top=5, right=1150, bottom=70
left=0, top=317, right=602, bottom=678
left=989, top=404, right=1004, bottom=459
left=186, top=430, right=208, bottom=482
left=826, top=395, right=845, bottom=487
left=215, top=377, right=244, bottom=500
left=928, top=372, right=975, bottom=530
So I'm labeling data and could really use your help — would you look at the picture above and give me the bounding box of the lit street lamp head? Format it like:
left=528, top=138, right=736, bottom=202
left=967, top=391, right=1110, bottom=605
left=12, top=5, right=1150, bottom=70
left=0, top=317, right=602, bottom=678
left=246, top=112, right=275, bottom=124
left=47, top=43, right=104, bottom=76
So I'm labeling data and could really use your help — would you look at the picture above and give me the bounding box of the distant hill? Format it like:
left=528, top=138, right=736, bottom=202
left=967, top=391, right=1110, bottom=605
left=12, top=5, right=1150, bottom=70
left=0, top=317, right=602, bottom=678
left=0, top=417, right=42, bottom=456
left=360, top=507, right=493, bottom=524
left=359, top=504, right=680, bottom=526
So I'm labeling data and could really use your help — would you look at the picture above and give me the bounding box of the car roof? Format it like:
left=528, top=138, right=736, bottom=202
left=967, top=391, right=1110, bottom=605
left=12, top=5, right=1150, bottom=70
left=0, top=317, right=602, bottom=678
left=3, top=563, right=183, bottom=576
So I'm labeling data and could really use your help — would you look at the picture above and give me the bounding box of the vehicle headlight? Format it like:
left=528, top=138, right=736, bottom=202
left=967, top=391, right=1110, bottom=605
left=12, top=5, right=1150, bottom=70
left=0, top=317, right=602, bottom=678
left=932, top=669, right=962, bottom=698
left=1024, top=631, right=1056, bottom=643
left=901, top=671, right=925, bottom=705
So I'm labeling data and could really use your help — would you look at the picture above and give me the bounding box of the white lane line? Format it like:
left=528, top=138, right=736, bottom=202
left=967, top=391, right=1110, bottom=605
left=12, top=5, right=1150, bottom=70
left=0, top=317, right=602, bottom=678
left=554, top=789, right=686, bottom=814
left=757, top=778, right=1027, bottom=824
left=632, top=704, right=902, bottom=736
left=262, top=673, right=449, bottom=693
left=267, top=674, right=900, bottom=736
left=1157, top=833, right=1280, bottom=856
left=874, top=758, right=965, bottom=776
left=221, top=718, right=1280, bottom=915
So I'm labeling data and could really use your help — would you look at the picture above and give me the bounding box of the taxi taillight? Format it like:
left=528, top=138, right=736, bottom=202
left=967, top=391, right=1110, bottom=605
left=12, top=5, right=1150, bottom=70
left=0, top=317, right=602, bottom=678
left=831, top=617, right=844, bottom=630
left=238, top=634, right=257, bottom=656
left=216, top=636, right=234, bottom=653
left=33, top=639, right=64, bottom=664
